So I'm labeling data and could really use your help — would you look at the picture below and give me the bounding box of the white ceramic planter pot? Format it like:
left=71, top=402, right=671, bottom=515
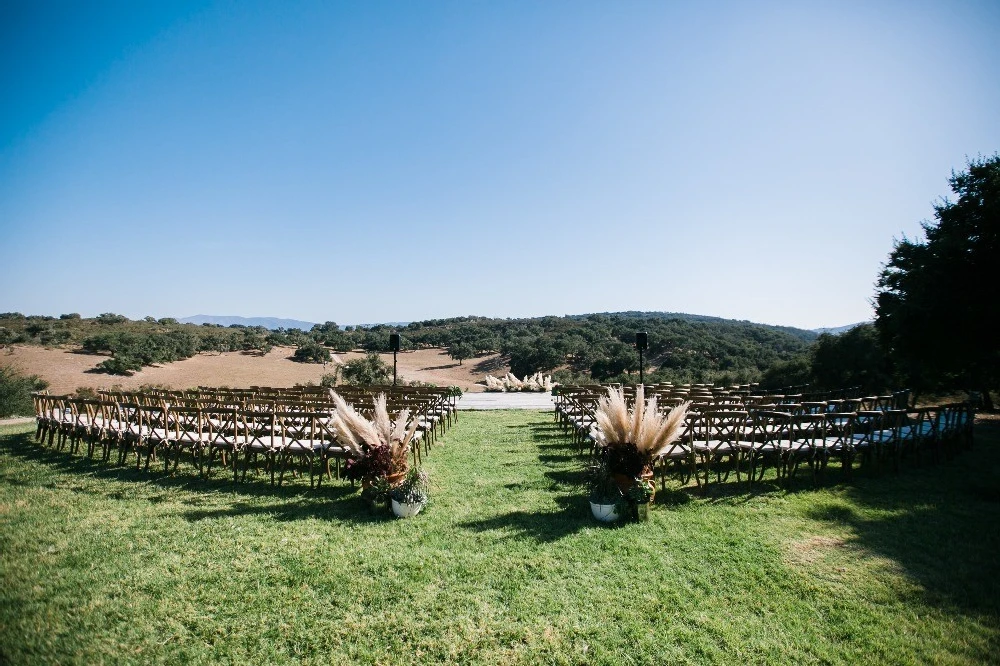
left=590, top=501, right=620, bottom=522
left=391, top=499, right=424, bottom=518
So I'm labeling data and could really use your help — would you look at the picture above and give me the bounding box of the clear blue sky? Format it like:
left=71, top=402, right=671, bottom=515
left=2, top=1, right=998, bottom=329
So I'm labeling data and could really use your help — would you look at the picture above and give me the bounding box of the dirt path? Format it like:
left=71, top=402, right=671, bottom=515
left=1, top=345, right=506, bottom=394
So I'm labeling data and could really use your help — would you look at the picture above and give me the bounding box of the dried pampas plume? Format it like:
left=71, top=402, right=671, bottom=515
left=594, top=385, right=689, bottom=458
left=329, top=392, right=420, bottom=474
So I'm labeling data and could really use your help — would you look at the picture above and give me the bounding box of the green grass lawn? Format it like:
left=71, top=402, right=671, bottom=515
left=2, top=412, right=998, bottom=665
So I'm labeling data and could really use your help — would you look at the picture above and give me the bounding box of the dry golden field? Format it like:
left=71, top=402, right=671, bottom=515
left=0, top=345, right=501, bottom=394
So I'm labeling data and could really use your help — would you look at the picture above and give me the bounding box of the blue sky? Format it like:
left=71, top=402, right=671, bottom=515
left=2, top=1, right=997, bottom=329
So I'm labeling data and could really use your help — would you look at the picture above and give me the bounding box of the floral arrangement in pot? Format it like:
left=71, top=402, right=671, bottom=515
left=584, top=455, right=624, bottom=522
left=329, top=392, right=419, bottom=508
left=390, top=467, right=429, bottom=518
left=592, top=385, right=689, bottom=519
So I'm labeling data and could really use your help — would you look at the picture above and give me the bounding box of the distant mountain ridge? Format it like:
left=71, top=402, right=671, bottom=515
left=811, top=322, right=868, bottom=335
left=179, top=315, right=317, bottom=331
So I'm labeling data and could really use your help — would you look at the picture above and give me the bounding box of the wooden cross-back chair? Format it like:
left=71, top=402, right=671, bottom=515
left=692, top=409, right=747, bottom=490
left=741, top=410, right=792, bottom=488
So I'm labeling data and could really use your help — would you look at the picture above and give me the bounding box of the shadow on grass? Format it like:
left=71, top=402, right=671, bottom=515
left=0, top=429, right=366, bottom=509
left=803, top=420, right=1000, bottom=617
left=528, top=422, right=565, bottom=433
left=458, top=495, right=593, bottom=542
left=527, top=432, right=571, bottom=443
left=178, top=494, right=389, bottom=524
left=537, top=452, right=576, bottom=464
left=543, top=469, right=581, bottom=486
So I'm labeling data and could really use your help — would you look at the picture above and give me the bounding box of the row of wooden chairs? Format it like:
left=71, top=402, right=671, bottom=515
left=555, top=384, right=974, bottom=492
left=30, top=386, right=458, bottom=488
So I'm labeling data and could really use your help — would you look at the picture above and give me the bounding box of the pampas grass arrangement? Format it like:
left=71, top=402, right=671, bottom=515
left=593, top=385, right=689, bottom=463
left=589, top=385, right=690, bottom=521
left=329, top=392, right=419, bottom=483
left=483, top=372, right=555, bottom=392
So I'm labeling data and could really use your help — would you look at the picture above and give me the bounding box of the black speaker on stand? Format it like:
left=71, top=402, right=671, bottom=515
left=635, top=332, right=648, bottom=386
left=389, top=333, right=400, bottom=386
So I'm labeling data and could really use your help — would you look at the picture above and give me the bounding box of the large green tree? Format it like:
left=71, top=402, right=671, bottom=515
left=875, top=154, right=999, bottom=409
left=811, top=325, right=891, bottom=394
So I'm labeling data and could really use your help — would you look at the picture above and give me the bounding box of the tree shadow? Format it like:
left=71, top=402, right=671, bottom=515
left=458, top=496, right=594, bottom=543
left=801, top=421, right=1000, bottom=617
left=420, top=363, right=462, bottom=371
left=0, top=430, right=363, bottom=506
left=543, top=469, right=580, bottom=486
left=178, top=493, right=388, bottom=524
left=529, top=432, right=569, bottom=442
left=536, top=441, right=573, bottom=450
left=472, top=355, right=507, bottom=374
left=537, top=452, right=576, bottom=464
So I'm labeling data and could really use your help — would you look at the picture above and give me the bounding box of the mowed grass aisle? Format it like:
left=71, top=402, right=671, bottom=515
left=1, top=413, right=999, bottom=665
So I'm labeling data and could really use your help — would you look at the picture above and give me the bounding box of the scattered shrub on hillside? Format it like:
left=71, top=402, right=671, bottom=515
left=59, top=313, right=81, bottom=320
left=447, top=341, right=475, bottom=365
left=0, top=366, right=48, bottom=418
left=97, top=313, right=128, bottom=325
left=293, top=342, right=332, bottom=364
left=197, top=330, right=237, bottom=354
left=81, top=330, right=198, bottom=371
left=39, top=328, right=72, bottom=346
left=341, top=353, right=392, bottom=385
left=136, top=383, right=173, bottom=392
left=24, top=323, right=48, bottom=338
left=589, top=341, right=637, bottom=381
left=73, top=387, right=99, bottom=399
left=97, top=356, right=144, bottom=376
left=507, top=337, right=563, bottom=377
left=320, top=372, right=340, bottom=388
left=240, top=329, right=273, bottom=355
left=551, top=369, right=591, bottom=386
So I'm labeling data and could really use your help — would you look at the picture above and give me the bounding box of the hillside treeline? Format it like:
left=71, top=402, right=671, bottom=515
left=1, top=311, right=824, bottom=386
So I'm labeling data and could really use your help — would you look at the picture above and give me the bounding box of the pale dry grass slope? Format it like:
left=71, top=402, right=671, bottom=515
left=0, top=345, right=496, bottom=393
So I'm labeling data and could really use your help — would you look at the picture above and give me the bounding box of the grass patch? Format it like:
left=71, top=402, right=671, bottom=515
left=1, top=414, right=998, bottom=664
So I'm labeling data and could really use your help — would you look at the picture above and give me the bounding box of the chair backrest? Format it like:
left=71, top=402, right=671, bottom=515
left=168, top=406, right=204, bottom=448
left=240, top=410, right=276, bottom=450
left=854, top=410, right=884, bottom=442
left=138, top=404, right=169, bottom=438
left=273, top=411, right=317, bottom=450
left=792, top=413, right=826, bottom=446
left=750, top=410, right=793, bottom=449
left=701, top=410, right=748, bottom=448
left=203, top=407, right=240, bottom=449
